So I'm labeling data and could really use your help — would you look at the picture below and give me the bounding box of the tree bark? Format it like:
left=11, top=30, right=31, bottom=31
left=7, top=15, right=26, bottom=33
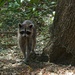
left=44, top=0, right=75, bottom=65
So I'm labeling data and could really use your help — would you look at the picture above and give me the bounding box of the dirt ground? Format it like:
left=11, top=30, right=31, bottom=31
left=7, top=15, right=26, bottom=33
left=0, top=48, right=75, bottom=75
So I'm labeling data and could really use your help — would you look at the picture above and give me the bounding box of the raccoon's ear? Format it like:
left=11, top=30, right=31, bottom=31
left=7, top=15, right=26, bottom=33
left=18, top=23, right=22, bottom=28
left=29, top=24, right=34, bottom=28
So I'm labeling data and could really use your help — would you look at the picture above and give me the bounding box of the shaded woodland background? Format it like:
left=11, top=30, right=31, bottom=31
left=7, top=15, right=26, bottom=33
left=0, top=0, right=56, bottom=51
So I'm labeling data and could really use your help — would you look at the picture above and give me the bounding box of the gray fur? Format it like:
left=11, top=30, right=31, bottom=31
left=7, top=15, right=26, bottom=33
left=18, top=20, right=36, bottom=63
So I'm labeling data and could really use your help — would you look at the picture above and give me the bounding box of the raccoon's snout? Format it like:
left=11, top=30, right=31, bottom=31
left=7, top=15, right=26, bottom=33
left=20, top=31, right=31, bottom=37
left=22, top=34, right=26, bottom=37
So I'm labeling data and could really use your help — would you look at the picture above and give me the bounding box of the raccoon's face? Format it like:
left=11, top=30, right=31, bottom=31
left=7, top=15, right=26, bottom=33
left=19, top=20, right=34, bottom=37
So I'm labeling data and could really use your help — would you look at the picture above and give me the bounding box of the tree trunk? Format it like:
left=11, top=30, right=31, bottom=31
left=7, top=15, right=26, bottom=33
left=44, top=0, right=75, bottom=65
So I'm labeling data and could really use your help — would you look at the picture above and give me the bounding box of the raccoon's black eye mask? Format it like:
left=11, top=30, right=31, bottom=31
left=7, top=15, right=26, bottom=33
left=26, top=31, right=31, bottom=35
left=20, top=31, right=31, bottom=35
left=20, top=31, right=25, bottom=34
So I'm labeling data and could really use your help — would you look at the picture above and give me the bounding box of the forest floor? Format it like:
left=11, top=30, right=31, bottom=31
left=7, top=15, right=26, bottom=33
left=0, top=34, right=75, bottom=75
left=0, top=48, right=75, bottom=75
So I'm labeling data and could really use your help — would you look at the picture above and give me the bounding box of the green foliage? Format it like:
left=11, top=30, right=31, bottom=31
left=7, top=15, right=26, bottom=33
left=0, top=0, right=57, bottom=31
left=0, top=0, right=57, bottom=48
left=0, top=0, right=6, bottom=6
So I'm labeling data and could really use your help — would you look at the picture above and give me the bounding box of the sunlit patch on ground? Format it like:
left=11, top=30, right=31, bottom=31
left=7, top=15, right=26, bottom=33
left=0, top=48, right=75, bottom=75
left=0, top=36, right=75, bottom=75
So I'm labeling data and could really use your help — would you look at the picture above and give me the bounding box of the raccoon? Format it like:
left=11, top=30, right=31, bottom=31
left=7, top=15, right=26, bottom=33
left=18, top=20, right=36, bottom=63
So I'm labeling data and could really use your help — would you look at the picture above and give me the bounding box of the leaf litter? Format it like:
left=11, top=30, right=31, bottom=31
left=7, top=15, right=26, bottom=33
left=0, top=35, right=75, bottom=75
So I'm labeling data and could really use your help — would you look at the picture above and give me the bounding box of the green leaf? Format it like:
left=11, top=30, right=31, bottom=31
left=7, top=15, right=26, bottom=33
left=0, top=0, right=6, bottom=6
left=16, top=0, right=21, bottom=4
left=30, top=0, right=40, bottom=4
